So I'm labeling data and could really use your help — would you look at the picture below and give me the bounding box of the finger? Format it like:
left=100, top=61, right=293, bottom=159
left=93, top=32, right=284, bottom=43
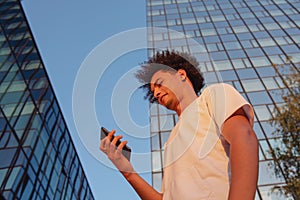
left=111, top=135, right=123, bottom=146
left=100, top=136, right=111, bottom=153
left=107, top=137, right=121, bottom=155
left=107, top=129, right=116, bottom=141
left=117, top=140, right=128, bottom=155
left=100, top=139, right=105, bottom=151
left=114, top=141, right=127, bottom=159
left=100, top=133, right=107, bottom=150
left=117, top=140, right=128, bottom=150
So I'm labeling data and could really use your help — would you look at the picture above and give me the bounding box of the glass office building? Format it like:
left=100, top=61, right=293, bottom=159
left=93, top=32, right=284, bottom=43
left=146, top=0, right=299, bottom=199
left=0, top=0, right=94, bottom=199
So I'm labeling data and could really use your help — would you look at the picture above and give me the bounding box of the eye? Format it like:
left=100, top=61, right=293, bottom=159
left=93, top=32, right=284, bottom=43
left=151, top=78, right=164, bottom=92
left=156, top=80, right=164, bottom=87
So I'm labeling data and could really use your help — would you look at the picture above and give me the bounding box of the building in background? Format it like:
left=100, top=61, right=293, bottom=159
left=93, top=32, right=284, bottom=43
left=146, top=0, right=299, bottom=199
left=0, top=0, right=94, bottom=199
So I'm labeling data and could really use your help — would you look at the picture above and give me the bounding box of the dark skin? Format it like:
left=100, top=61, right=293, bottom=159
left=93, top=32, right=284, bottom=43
left=222, top=108, right=259, bottom=200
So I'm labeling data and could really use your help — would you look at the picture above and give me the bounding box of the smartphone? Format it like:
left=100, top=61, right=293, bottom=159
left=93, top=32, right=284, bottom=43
left=100, top=127, right=131, bottom=161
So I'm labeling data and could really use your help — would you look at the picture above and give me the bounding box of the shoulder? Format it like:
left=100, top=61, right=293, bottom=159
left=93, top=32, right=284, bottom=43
left=201, top=83, right=236, bottom=96
left=207, top=83, right=235, bottom=90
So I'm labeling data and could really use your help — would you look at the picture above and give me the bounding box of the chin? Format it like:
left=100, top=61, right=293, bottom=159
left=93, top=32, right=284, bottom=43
left=165, top=103, right=175, bottom=110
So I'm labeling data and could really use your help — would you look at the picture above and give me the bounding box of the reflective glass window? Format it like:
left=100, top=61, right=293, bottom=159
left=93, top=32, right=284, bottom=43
left=241, top=79, right=265, bottom=92
left=220, top=34, right=236, bottom=42
left=256, top=67, right=276, bottom=77
left=250, top=56, right=270, bottom=67
left=232, top=59, right=246, bottom=69
left=0, top=169, right=8, bottom=188
left=204, top=35, right=220, bottom=43
left=258, top=161, right=283, bottom=185
left=5, top=166, right=22, bottom=190
left=0, top=148, right=16, bottom=168
left=161, top=131, right=170, bottom=149
left=253, top=122, right=265, bottom=139
left=181, top=18, right=196, bottom=24
left=254, top=105, right=271, bottom=121
left=227, top=49, right=247, bottom=59
left=159, top=115, right=174, bottom=131
left=281, top=44, right=300, bottom=54
left=152, top=172, right=162, bottom=191
left=201, top=29, right=217, bottom=36
left=259, top=140, right=272, bottom=159
left=150, top=104, right=159, bottom=116
left=257, top=38, right=276, bottom=47
left=150, top=116, right=159, bottom=132
left=153, top=20, right=166, bottom=26
left=150, top=134, right=159, bottom=150
left=246, top=48, right=265, bottom=57
left=210, top=51, right=228, bottom=61
left=206, top=43, right=218, bottom=51
left=204, top=71, right=218, bottom=83
left=262, top=77, right=279, bottom=90
left=248, top=91, right=272, bottom=105
left=237, top=68, right=257, bottom=79
left=259, top=185, right=289, bottom=200
left=224, top=41, right=242, bottom=50
left=220, top=70, right=238, bottom=81
left=263, top=46, right=283, bottom=55
left=152, top=151, right=162, bottom=172
left=241, top=40, right=253, bottom=48
left=232, top=26, right=248, bottom=33
left=213, top=60, right=233, bottom=71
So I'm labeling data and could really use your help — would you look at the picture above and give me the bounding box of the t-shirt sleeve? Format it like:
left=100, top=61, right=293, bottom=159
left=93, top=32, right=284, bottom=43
left=204, top=83, right=254, bottom=133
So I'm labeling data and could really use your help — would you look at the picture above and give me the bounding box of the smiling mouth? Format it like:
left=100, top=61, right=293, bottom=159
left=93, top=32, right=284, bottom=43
left=160, top=94, right=167, bottom=104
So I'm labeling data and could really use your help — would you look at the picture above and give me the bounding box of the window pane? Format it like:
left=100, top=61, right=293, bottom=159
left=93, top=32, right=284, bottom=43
left=152, top=172, right=163, bottom=191
left=151, top=116, right=159, bottom=132
left=213, top=60, right=233, bottom=71
left=241, top=79, right=265, bottom=92
left=224, top=41, right=242, bottom=50
left=262, top=77, right=279, bottom=90
left=237, top=68, right=257, bottom=79
left=254, top=105, right=271, bottom=121
left=151, top=134, right=160, bottom=150
left=152, top=151, right=162, bottom=172
left=258, top=161, right=284, bottom=185
left=248, top=91, right=272, bottom=105
left=161, top=131, right=170, bottom=149
left=250, top=56, right=270, bottom=67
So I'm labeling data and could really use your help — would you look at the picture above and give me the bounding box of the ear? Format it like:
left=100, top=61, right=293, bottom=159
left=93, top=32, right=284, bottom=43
left=177, top=69, right=187, bottom=81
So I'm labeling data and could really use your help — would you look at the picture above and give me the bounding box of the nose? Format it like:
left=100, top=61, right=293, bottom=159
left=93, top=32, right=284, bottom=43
left=153, top=87, right=161, bottom=99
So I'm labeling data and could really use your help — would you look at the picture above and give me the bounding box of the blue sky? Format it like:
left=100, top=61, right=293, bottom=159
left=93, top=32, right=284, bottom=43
left=22, top=1, right=150, bottom=199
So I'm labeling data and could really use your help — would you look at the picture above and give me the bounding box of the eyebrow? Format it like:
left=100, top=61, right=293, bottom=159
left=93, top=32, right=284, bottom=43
left=150, top=77, right=162, bottom=91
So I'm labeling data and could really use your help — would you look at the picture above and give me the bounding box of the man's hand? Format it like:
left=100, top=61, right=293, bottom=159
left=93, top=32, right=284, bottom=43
left=100, top=130, right=134, bottom=173
left=99, top=130, right=163, bottom=200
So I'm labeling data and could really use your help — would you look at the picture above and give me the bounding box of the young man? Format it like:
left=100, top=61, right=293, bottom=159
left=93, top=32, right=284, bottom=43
left=100, top=50, right=258, bottom=200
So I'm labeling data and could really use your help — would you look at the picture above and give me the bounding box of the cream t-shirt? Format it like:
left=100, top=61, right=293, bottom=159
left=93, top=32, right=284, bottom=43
left=161, top=83, right=254, bottom=200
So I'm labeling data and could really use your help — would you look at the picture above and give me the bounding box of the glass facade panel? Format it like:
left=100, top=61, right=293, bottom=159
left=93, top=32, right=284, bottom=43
left=152, top=151, right=162, bottom=172
left=147, top=0, right=299, bottom=199
left=0, top=1, right=94, bottom=199
left=242, top=79, right=265, bottom=92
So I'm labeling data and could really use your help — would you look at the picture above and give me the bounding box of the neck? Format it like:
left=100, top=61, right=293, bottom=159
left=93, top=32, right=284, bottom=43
left=176, top=89, right=198, bottom=116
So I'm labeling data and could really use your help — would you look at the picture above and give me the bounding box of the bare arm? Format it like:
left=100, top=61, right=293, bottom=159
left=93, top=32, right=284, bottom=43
left=222, top=109, right=259, bottom=200
left=121, top=171, right=163, bottom=200
left=100, top=130, right=163, bottom=200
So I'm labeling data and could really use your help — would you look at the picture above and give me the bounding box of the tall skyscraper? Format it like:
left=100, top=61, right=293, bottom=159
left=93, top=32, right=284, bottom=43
left=0, top=0, right=94, bottom=199
left=146, top=0, right=299, bottom=199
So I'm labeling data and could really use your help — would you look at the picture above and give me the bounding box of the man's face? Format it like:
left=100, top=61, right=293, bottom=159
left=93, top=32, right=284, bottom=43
left=150, top=70, right=182, bottom=110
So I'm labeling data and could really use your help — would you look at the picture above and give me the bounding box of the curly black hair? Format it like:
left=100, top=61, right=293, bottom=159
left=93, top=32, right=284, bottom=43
left=135, top=50, right=205, bottom=103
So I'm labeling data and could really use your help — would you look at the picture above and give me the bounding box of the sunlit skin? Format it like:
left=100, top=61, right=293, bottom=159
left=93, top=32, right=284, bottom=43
left=150, top=69, right=197, bottom=116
